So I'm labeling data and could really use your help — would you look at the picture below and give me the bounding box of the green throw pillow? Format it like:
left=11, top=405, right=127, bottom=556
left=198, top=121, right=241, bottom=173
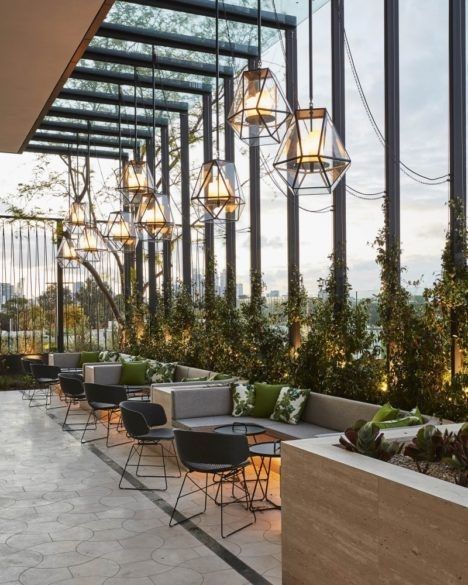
left=145, top=360, right=177, bottom=384
left=212, top=373, right=232, bottom=381
left=79, top=351, right=100, bottom=367
left=372, top=402, right=400, bottom=423
left=120, top=361, right=147, bottom=386
left=98, top=350, right=120, bottom=363
left=271, top=387, right=310, bottom=424
left=374, top=406, right=424, bottom=429
left=231, top=382, right=255, bottom=416
left=250, top=383, right=284, bottom=418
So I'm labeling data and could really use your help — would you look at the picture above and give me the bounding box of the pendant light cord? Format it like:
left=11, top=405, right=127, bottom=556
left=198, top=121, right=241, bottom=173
left=215, top=0, right=220, bottom=159
left=309, top=0, right=313, bottom=108
left=152, top=45, right=157, bottom=184
left=134, top=66, right=138, bottom=158
left=257, top=0, right=262, bottom=66
left=118, top=85, right=122, bottom=207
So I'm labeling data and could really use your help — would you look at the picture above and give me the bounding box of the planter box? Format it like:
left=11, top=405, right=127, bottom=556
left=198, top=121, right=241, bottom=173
left=281, top=425, right=468, bottom=585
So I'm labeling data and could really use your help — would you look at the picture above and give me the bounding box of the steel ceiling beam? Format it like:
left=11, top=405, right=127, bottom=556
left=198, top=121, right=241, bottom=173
left=47, top=106, right=168, bottom=127
left=32, top=132, right=136, bottom=150
left=58, top=87, right=189, bottom=112
left=96, top=22, right=257, bottom=59
left=26, top=144, right=121, bottom=159
left=39, top=119, right=154, bottom=139
left=71, top=66, right=212, bottom=95
left=120, top=0, right=296, bottom=30
left=82, top=46, right=234, bottom=78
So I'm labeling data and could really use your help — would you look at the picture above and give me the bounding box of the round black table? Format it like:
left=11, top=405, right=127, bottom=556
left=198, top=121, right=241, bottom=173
left=214, top=422, right=266, bottom=442
left=249, top=441, right=281, bottom=511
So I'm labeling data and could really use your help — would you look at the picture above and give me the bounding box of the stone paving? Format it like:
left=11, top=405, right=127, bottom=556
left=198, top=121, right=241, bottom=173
left=0, top=391, right=281, bottom=585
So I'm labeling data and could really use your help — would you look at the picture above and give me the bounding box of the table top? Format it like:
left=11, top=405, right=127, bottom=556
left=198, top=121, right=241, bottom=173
left=214, top=423, right=266, bottom=436
left=249, top=441, right=282, bottom=458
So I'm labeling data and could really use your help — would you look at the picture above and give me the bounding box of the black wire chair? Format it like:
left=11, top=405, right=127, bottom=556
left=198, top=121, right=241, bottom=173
left=81, top=383, right=129, bottom=447
left=20, top=357, right=44, bottom=400
left=170, top=430, right=255, bottom=538
left=58, top=373, right=87, bottom=430
left=29, top=364, right=61, bottom=408
left=119, top=401, right=181, bottom=491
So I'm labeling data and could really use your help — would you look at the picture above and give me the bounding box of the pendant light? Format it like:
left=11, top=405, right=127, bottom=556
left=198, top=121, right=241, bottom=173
left=64, top=200, right=88, bottom=230
left=191, top=0, right=244, bottom=222
left=104, top=86, right=138, bottom=252
left=117, top=73, right=155, bottom=207
left=135, top=46, right=175, bottom=240
left=227, top=0, right=292, bottom=145
left=75, top=225, right=108, bottom=263
left=56, top=236, right=80, bottom=269
left=273, top=0, right=350, bottom=195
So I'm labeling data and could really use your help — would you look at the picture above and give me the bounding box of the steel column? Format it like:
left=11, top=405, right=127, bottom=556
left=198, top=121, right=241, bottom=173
left=384, top=0, right=401, bottom=267
left=180, top=112, right=192, bottom=293
left=248, top=57, right=261, bottom=279
left=135, top=148, right=144, bottom=303
left=56, top=222, right=65, bottom=353
left=146, top=138, right=158, bottom=320
left=161, top=126, right=172, bottom=308
left=331, top=0, right=347, bottom=304
left=203, top=93, right=215, bottom=291
left=449, top=0, right=466, bottom=375
left=285, top=27, right=300, bottom=349
left=224, top=76, right=236, bottom=297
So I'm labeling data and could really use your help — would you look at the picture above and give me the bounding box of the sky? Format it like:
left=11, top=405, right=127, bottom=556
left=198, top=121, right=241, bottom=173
left=0, top=0, right=460, bottom=299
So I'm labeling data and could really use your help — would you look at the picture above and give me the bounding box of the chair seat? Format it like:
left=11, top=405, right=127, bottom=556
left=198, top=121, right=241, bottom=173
left=136, top=427, right=175, bottom=442
left=65, top=394, right=86, bottom=400
left=90, top=401, right=119, bottom=410
left=185, top=459, right=250, bottom=474
left=37, top=377, right=59, bottom=384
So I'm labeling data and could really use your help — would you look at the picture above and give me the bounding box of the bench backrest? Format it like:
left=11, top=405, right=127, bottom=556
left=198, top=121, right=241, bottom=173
left=301, top=392, right=381, bottom=431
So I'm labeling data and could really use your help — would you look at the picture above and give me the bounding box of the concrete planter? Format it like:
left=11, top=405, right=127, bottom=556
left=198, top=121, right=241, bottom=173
left=281, top=425, right=468, bottom=585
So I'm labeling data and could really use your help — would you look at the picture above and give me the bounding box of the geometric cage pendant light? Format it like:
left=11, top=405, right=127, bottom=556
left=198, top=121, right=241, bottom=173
left=273, top=0, right=350, bottom=195
left=103, top=210, right=137, bottom=252
left=227, top=0, right=292, bottom=146
left=191, top=0, right=244, bottom=222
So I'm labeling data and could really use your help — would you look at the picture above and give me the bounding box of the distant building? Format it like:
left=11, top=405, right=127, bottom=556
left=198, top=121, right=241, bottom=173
left=267, top=290, right=280, bottom=298
left=0, top=283, right=14, bottom=308
left=236, top=283, right=244, bottom=298
left=72, top=282, right=84, bottom=296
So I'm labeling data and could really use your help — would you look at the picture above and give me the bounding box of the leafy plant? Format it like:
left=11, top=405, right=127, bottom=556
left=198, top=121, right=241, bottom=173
left=339, top=422, right=402, bottom=461
left=445, top=423, right=468, bottom=487
left=403, top=425, right=453, bottom=473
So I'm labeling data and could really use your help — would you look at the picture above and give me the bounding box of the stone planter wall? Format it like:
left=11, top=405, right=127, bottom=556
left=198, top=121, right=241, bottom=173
left=281, top=425, right=467, bottom=585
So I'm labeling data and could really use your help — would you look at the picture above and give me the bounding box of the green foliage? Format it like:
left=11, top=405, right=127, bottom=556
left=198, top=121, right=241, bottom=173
left=0, top=374, right=36, bottom=391
left=294, top=264, right=383, bottom=402
left=445, top=423, right=468, bottom=486
left=339, top=422, right=402, bottom=461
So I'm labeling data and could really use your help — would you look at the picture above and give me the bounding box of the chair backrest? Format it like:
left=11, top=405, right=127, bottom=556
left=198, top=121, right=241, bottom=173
left=174, top=429, right=249, bottom=469
left=119, top=400, right=167, bottom=427
left=30, top=364, right=61, bottom=381
left=84, top=383, right=127, bottom=406
left=21, top=357, right=44, bottom=375
left=59, top=373, right=84, bottom=397
left=120, top=401, right=151, bottom=438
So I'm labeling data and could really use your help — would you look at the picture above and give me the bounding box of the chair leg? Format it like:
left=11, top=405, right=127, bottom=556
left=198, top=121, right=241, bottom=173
left=169, top=472, right=209, bottom=528
left=119, top=443, right=136, bottom=489
left=80, top=410, right=97, bottom=444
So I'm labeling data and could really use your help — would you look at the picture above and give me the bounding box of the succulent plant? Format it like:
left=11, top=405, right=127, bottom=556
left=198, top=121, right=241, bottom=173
left=339, top=422, right=402, bottom=461
left=404, top=425, right=454, bottom=473
left=445, top=423, right=468, bottom=487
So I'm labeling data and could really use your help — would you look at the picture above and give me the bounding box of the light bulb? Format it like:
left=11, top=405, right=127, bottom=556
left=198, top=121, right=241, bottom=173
left=206, top=177, right=230, bottom=208
left=244, top=89, right=275, bottom=124
left=301, top=129, right=322, bottom=163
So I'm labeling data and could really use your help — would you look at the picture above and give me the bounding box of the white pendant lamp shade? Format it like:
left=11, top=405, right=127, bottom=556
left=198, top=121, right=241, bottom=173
left=273, top=107, right=351, bottom=195
left=118, top=159, right=155, bottom=206
left=192, top=159, right=244, bottom=221
left=56, top=237, right=80, bottom=269
left=135, top=193, right=174, bottom=240
left=103, top=210, right=137, bottom=251
left=228, top=67, right=292, bottom=145
left=75, top=225, right=108, bottom=262
left=64, top=201, right=88, bottom=230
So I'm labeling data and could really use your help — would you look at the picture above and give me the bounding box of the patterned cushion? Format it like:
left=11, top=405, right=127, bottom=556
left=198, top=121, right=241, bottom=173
left=231, top=382, right=255, bottom=417
left=271, top=387, right=310, bottom=424
left=98, top=351, right=120, bottom=363
left=119, top=354, right=141, bottom=363
left=145, top=360, right=177, bottom=384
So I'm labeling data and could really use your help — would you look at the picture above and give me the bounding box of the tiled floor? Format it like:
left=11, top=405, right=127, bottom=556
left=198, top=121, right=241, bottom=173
left=0, top=391, right=281, bottom=585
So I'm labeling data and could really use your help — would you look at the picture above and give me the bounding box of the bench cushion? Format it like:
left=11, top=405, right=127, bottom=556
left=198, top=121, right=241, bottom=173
left=175, top=415, right=335, bottom=440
